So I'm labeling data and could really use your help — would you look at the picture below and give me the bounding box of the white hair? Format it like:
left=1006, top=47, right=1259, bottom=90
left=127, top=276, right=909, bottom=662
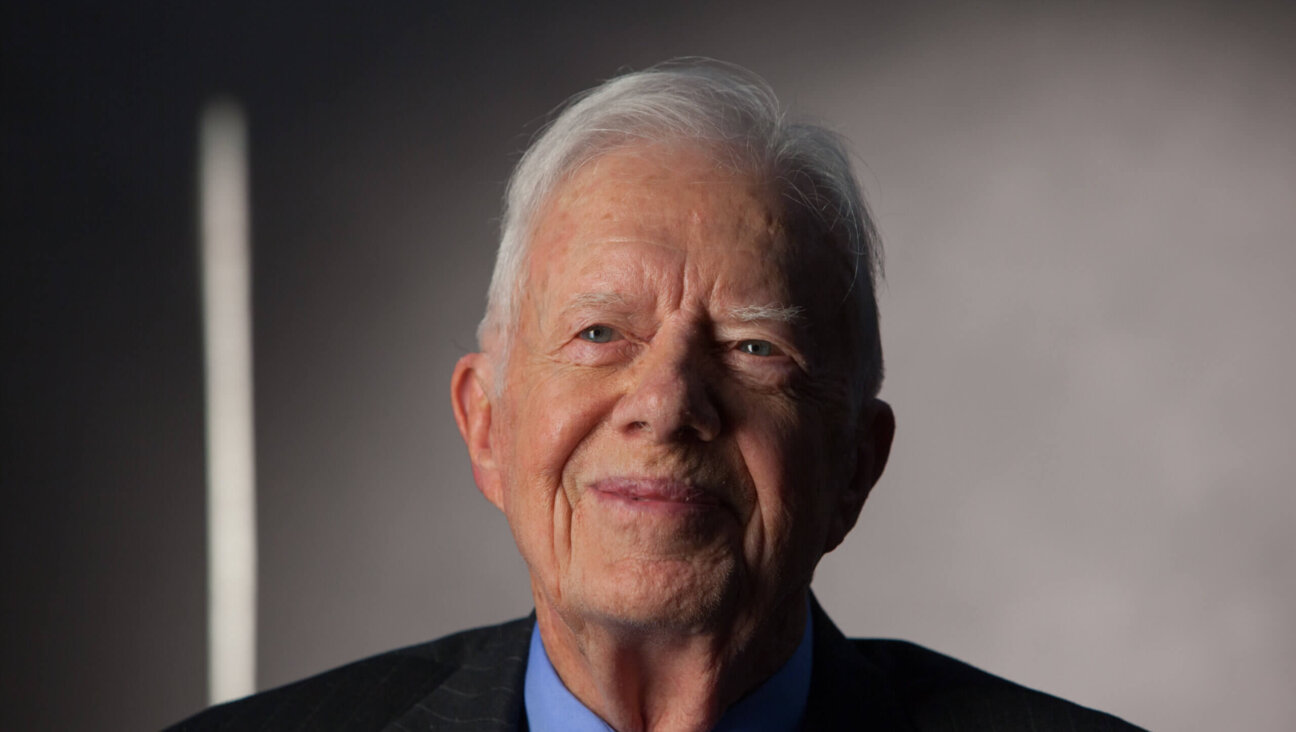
left=479, top=59, right=885, bottom=399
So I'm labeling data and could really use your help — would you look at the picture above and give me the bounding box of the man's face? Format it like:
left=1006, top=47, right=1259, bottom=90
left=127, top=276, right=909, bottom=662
left=456, top=144, right=890, bottom=635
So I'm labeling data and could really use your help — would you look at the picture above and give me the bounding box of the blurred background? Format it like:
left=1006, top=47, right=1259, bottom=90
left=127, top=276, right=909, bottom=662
left=4, top=1, right=1294, bottom=729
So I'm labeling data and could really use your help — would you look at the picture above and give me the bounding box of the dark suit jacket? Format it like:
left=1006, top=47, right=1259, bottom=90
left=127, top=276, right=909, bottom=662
left=168, top=601, right=1143, bottom=731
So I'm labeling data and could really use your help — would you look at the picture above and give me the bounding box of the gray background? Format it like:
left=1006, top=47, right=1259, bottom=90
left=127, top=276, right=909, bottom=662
left=4, top=2, right=1293, bottom=730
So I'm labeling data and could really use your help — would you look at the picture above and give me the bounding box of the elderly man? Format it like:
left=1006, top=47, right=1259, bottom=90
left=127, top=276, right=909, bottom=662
left=171, top=61, right=1140, bottom=731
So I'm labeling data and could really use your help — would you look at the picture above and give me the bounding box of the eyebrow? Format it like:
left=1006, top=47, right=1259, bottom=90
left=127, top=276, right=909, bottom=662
left=559, top=293, right=805, bottom=326
left=727, top=303, right=806, bottom=325
left=562, top=291, right=631, bottom=312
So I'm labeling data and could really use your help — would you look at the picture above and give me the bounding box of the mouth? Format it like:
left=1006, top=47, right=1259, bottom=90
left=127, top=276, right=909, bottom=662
left=589, top=477, right=725, bottom=514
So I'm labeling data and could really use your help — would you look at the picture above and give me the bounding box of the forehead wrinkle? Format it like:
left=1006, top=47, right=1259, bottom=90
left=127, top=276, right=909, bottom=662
left=542, top=252, right=679, bottom=336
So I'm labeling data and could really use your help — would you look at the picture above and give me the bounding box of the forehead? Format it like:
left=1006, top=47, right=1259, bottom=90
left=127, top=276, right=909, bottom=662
left=526, top=144, right=825, bottom=307
left=545, top=146, right=779, bottom=239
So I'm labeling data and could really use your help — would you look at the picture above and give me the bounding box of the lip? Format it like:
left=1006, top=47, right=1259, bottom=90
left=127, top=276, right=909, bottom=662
left=590, top=477, right=724, bottom=513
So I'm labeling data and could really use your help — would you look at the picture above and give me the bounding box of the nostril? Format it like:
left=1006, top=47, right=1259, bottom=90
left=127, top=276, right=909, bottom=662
left=683, top=407, right=721, bottom=443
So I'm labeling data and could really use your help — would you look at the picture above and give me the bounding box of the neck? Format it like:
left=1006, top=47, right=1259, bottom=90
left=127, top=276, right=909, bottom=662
left=533, top=591, right=809, bottom=732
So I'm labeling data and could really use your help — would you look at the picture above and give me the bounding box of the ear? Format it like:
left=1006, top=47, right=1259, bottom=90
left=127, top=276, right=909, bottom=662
left=824, top=398, right=895, bottom=553
left=450, top=352, right=505, bottom=512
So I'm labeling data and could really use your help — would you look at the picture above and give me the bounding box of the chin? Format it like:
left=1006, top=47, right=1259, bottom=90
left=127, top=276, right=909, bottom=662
left=569, top=556, right=740, bottom=633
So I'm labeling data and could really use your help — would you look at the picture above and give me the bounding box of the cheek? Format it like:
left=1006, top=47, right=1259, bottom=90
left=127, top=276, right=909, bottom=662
left=735, top=400, right=840, bottom=569
left=495, top=366, right=621, bottom=584
left=733, top=406, right=801, bottom=531
left=502, top=365, right=617, bottom=502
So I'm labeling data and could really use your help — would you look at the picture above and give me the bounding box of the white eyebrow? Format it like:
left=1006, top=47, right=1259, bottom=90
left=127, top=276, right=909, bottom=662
left=563, top=291, right=630, bottom=311
left=727, top=304, right=806, bottom=325
left=561, top=294, right=804, bottom=325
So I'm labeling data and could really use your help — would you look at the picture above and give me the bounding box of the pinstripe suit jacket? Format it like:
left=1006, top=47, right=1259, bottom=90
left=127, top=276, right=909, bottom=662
left=167, top=600, right=1142, bottom=731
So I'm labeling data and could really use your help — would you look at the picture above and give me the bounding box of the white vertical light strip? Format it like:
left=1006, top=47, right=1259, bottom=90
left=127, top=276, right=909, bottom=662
left=198, top=99, right=257, bottom=705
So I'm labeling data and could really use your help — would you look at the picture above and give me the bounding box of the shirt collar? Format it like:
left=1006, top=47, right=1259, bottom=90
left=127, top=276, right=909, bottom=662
left=524, top=605, right=814, bottom=732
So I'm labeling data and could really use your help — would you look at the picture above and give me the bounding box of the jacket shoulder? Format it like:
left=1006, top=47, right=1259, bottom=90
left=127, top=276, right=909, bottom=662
left=851, top=638, right=1145, bottom=731
left=165, top=616, right=533, bottom=732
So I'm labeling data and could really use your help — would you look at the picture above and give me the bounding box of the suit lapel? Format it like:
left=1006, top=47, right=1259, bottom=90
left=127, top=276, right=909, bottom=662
left=801, top=596, right=917, bottom=730
left=383, top=617, right=533, bottom=732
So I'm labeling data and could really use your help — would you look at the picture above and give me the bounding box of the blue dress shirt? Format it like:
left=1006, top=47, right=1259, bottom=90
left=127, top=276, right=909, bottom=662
left=524, top=608, right=814, bottom=732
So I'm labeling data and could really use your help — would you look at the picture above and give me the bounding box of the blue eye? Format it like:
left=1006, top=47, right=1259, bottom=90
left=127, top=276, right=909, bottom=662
left=578, top=325, right=618, bottom=343
left=737, top=340, right=775, bottom=356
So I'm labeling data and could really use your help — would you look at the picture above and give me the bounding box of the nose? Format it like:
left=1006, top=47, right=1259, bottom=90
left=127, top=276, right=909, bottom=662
left=612, top=329, right=721, bottom=443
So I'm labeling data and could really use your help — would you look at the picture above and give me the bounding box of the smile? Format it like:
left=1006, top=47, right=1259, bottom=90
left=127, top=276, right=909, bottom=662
left=589, top=477, right=724, bottom=513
